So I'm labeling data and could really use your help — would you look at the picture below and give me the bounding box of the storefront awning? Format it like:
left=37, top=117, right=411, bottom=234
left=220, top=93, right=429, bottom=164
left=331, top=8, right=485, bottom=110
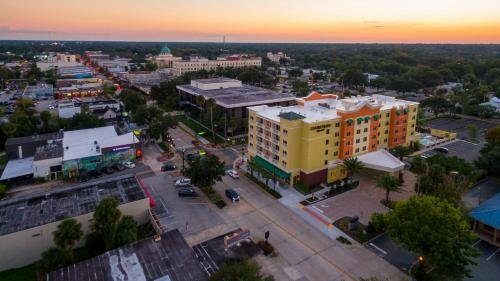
left=254, top=156, right=290, bottom=180
left=357, top=149, right=405, bottom=173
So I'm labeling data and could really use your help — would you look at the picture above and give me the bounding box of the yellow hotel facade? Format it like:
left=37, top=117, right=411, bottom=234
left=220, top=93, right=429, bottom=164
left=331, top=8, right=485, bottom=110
left=247, top=92, right=419, bottom=187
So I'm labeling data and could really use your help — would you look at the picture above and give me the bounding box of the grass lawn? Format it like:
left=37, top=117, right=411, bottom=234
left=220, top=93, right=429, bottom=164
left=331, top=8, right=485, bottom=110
left=174, top=115, right=227, bottom=144
left=0, top=264, right=37, bottom=281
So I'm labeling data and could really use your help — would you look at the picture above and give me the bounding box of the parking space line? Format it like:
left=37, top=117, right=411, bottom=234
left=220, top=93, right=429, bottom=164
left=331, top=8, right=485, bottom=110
left=368, top=242, right=388, bottom=256
left=486, top=248, right=500, bottom=261
left=473, top=239, right=482, bottom=247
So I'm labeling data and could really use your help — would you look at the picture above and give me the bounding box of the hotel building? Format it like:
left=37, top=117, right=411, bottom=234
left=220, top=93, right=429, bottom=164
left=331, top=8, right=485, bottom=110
left=172, top=55, right=261, bottom=76
left=247, top=92, right=419, bottom=187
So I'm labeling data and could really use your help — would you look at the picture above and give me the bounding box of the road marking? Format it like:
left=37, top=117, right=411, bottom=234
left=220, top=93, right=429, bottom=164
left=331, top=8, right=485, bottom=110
left=369, top=243, right=388, bottom=256
left=473, top=239, right=482, bottom=247
left=486, top=248, right=500, bottom=261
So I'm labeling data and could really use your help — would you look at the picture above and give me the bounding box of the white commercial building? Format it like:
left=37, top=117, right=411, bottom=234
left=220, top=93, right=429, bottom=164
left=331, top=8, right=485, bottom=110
left=267, top=52, right=290, bottom=63
left=172, top=55, right=261, bottom=76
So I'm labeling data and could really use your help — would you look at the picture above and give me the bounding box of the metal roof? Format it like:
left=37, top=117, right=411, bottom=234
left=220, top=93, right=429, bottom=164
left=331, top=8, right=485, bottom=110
left=470, top=193, right=500, bottom=229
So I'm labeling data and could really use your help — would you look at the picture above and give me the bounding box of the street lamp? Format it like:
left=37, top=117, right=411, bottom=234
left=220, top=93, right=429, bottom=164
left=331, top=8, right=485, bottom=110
left=409, top=256, right=424, bottom=276
left=181, top=148, right=186, bottom=175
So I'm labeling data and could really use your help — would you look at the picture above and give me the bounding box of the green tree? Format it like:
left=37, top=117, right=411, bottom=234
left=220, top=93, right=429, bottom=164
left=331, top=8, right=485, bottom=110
left=195, top=95, right=206, bottom=121
left=209, top=259, right=274, bottom=281
left=121, top=89, right=146, bottom=114
left=38, top=247, right=65, bottom=273
left=1, top=122, right=17, bottom=138
left=90, top=197, right=122, bottom=251
left=40, top=110, right=51, bottom=132
left=385, top=196, right=478, bottom=280
left=409, top=157, right=429, bottom=194
left=291, top=79, right=310, bottom=97
left=342, top=68, right=368, bottom=86
left=52, top=218, right=83, bottom=263
left=115, top=215, right=139, bottom=247
left=376, top=173, right=402, bottom=203
left=421, top=96, right=451, bottom=116
left=342, top=157, right=364, bottom=179
left=287, top=67, right=303, bottom=78
left=185, top=154, right=225, bottom=190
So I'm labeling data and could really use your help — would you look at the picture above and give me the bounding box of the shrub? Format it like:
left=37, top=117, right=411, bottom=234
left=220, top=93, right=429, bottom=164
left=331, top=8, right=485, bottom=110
left=257, top=240, right=274, bottom=256
left=294, top=181, right=309, bottom=194
left=336, top=236, right=352, bottom=245
left=368, top=213, right=387, bottom=233
left=0, top=183, right=7, bottom=199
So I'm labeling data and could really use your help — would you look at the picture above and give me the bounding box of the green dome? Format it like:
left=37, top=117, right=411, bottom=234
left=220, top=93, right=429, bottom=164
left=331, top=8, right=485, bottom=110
left=160, top=45, right=171, bottom=54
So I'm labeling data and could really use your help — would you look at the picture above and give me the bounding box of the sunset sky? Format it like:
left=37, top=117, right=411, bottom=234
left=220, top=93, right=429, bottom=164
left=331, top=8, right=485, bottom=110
left=1, top=0, right=500, bottom=43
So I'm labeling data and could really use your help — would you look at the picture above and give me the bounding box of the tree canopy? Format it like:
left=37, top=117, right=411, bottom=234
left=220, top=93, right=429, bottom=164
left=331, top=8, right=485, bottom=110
left=185, top=154, right=226, bottom=189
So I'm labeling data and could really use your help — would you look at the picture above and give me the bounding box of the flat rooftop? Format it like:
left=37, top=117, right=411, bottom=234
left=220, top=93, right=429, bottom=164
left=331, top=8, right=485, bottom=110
left=62, top=126, right=139, bottom=161
left=0, top=174, right=146, bottom=236
left=46, top=229, right=208, bottom=281
left=250, top=94, right=418, bottom=123
left=177, top=84, right=295, bottom=108
left=0, top=157, right=34, bottom=181
left=34, top=141, right=63, bottom=161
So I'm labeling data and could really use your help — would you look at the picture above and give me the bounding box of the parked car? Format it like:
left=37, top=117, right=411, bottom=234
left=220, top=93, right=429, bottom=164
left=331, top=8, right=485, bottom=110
left=112, top=163, right=125, bottom=171
left=225, top=189, right=240, bottom=202
left=48, top=105, right=55, bottom=110
left=433, top=147, right=449, bottom=154
left=186, top=153, right=200, bottom=163
left=161, top=162, right=176, bottom=171
left=175, top=178, right=192, bottom=187
left=122, top=160, right=136, bottom=169
left=226, top=170, right=240, bottom=179
left=178, top=188, right=197, bottom=197
left=101, top=166, right=115, bottom=174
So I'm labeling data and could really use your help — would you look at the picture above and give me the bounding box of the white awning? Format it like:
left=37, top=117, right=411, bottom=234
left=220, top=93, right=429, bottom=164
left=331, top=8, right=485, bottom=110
left=357, top=149, right=404, bottom=173
left=1, top=157, right=34, bottom=180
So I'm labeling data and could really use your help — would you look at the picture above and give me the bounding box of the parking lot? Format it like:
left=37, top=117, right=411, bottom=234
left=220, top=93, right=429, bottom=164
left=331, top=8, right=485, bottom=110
left=140, top=170, right=226, bottom=237
left=426, top=117, right=497, bottom=143
left=366, top=233, right=416, bottom=273
left=419, top=139, right=482, bottom=162
left=468, top=240, right=500, bottom=281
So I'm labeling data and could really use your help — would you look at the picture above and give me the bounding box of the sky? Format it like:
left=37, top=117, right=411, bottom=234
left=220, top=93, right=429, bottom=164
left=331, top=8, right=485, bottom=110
left=1, top=0, right=500, bottom=43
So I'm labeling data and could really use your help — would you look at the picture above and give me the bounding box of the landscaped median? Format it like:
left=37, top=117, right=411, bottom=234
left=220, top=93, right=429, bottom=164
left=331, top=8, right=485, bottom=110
left=244, top=172, right=282, bottom=199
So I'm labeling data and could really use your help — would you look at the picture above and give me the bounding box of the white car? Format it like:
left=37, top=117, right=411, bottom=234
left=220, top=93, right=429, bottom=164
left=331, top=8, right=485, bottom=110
left=48, top=105, right=55, bottom=110
left=122, top=161, right=136, bottom=169
left=175, top=178, right=191, bottom=187
left=226, top=170, right=240, bottom=179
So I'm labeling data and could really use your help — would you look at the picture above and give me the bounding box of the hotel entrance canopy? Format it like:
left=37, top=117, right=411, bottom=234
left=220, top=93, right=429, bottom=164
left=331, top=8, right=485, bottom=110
left=356, top=149, right=405, bottom=173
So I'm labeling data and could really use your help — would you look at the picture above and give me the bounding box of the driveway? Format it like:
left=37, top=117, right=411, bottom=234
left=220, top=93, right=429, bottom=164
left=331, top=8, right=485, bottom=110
left=310, top=170, right=416, bottom=225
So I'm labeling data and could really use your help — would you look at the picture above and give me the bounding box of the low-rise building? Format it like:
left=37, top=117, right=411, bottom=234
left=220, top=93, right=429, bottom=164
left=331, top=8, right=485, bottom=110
left=36, top=53, right=80, bottom=71
left=0, top=175, right=150, bottom=271
left=55, top=78, right=103, bottom=99
left=267, top=51, right=290, bottom=63
left=176, top=77, right=296, bottom=137
left=247, top=92, right=418, bottom=186
left=58, top=99, right=121, bottom=119
left=46, top=229, right=208, bottom=281
left=481, top=97, right=500, bottom=113
left=85, top=51, right=110, bottom=62
left=172, top=54, right=261, bottom=76
left=57, top=65, right=94, bottom=79
left=1, top=126, right=140, bottom=182
left=22, top=83, right=54, bottom=99
left=470, top=192, right=500, bottom=247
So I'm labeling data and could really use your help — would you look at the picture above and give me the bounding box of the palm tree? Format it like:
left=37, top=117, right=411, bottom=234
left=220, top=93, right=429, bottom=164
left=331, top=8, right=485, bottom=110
left=195, top=95, right=206, bottom=121
left=40, top=110, right=51, bottom=132
left=342, top=157, right=364, bottom=179
left=409, top=157, right=429, bottom=194
left=392, top=146, right=411, bottom=181
left=1, top=122, right=17, bottom=138
left=206, top=98, right=217, bottom=144
left=376, top=173, right=402, bottom=203
left=247, top=156, right=260, bottom=177
left=53, top=218, right=83, bottom=263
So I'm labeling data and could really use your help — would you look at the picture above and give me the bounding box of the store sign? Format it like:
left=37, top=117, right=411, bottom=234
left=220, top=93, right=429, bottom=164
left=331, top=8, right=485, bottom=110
left=310, top=124, right=331, bottom=131
left=112, top=145, right=131, bottom=152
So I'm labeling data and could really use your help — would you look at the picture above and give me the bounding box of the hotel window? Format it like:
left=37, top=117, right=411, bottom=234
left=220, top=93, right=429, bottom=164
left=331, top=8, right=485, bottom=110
left=413, top=108, right=417, bottom=112
left=325, top=150, right=329, bottom=155
left=326, top=140, right=329, bottom=145
left=334, top=151, right=338, bottom=156
left=394, top=138, right=398, bottom=142
left=347, top=141, right=351, bottom=145
left=384, top=138, right=388, bottom=143
left=411, top=132, right=414, bottom=135
left=356, top=129, right=361, bottom=134
left=362, top=146, right=366, bottom=151
left=372, top=144, right=376, bottom=149
left=395, top=130, right=398, bottom=133
left=335, top=132, right=340, bottom=137
left=346, top=151, right=350, bottom=155
left=356, top=139, right=360, bottom=143
left=355, top=148, right=360, bottom=153
left=385, top=122, right=389, bottom=126
left=326, top=129, right=330, bottom=134
left=385, top=130, right=389, bottom=134
left=396, top=122, right=399, bottom=125
left=412, top=116, right=416, bottom=120
left=335, top=123, right=340, bottom=127
left=283, top=129, right=288, bottom=134
left=335, top=141, right=339, bottom=146
left=347, top=132, right=351, bottom=136
left=283, top=150, right=287, bottom=156
left=363, top=137, right=367, bottom=141
left=282, top=161, right=287, bottom=166
left=386, top=113, right=390, bottom=117
left=364, top=128, right=368, bottom=132
left=324, top=160, right=328, bottom=165
left=378, top=132, right=380, bottom=136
